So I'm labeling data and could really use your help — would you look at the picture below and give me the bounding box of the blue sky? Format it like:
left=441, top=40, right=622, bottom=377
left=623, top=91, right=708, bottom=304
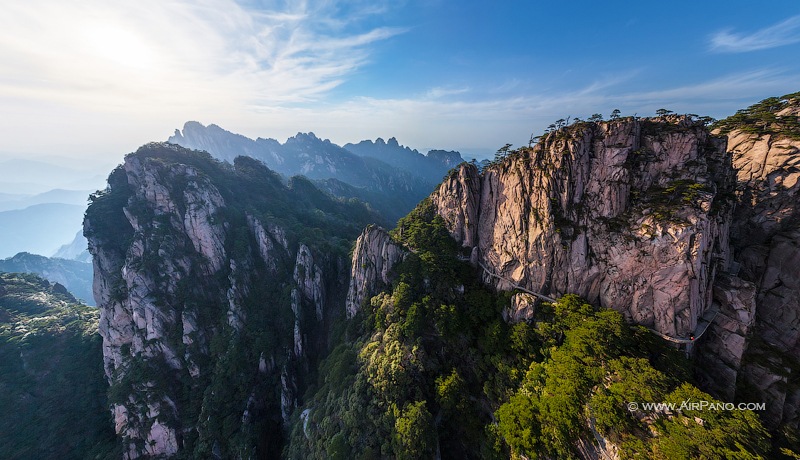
left=1, top=0, right=799, bottom=161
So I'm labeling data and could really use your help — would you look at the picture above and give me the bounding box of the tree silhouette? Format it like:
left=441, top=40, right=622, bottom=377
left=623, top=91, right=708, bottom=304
left=588, top=113, right=603, bottom=123
left=610, top=109, right=621, bottom=120
left=495, top=143, right=513, bottom=162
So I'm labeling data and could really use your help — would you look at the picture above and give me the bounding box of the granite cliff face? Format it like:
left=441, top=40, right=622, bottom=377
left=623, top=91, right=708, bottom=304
left=419, top=108, right=800, bottom=432
left=345, top=225, right=407, bottom=318
left=724, top=118, right=800, bottom=429
left=431, top=117, right=736, bottom=339
left=325, top=116, right=777, bottom=459
left=84, top=143, right=368, bottom=458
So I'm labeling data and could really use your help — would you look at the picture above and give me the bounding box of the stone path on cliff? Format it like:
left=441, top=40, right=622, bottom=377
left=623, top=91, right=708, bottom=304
left=646, top=307, right=720, bottom=345
left=474, top=259, right=719, bottom=345
left=477, top=261, right=557, bottom=303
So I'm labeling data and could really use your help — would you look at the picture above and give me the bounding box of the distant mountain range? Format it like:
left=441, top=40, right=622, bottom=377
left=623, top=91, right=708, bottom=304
left=343, top=137, right=462, bottom=183
left=0, top=252, right=93, bottom=305
left=168, top=121, right=464, bottom=223
left=0, top=158, right=108, bottom=195
left=53, top=230, right=91, bottom=262
left=0, top=203, right=86, bottom=259
left=0, top=156, right=109, bottom=260
left=0, top=188, right=91, bottom=212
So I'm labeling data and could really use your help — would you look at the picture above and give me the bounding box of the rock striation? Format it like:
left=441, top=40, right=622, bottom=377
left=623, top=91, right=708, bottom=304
left=346, top=225, right=407, bottom=318
left=724, top=121, right=800, bottom=429
left=85, top=143, right=365, bottom=458
left=423, top=112, right=800, bottom=430
left=430, top=117, right=736, bottom=339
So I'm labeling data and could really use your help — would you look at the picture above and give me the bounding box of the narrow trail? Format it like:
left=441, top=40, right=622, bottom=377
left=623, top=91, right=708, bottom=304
left=477, top=261, right=557, bottom=303
left=473, top=258, right=718, bottom=345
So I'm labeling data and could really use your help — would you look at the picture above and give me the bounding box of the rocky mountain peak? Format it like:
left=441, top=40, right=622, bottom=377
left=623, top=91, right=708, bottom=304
left=430, top=116, right=735, bottom=338
left=83, top=142, right=375, bottom=458
left=345, top=225, right=407, bottom=318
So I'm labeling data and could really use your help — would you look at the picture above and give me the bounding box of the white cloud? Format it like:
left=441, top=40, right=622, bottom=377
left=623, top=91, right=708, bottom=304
left=710, top=16, right=800, bottom=52
left=0, top=0, right=403, bottom=157
left=0, top=1, right=796, bottom=163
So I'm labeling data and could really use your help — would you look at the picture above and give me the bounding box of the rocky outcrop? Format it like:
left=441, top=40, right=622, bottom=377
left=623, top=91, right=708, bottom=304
left=346, top=226, right=407, bottom=318
left=431, top=117, right=735, bottom=339
left=695, top=274, right=757, bottom=401
left=426, top=114, right=800, bottom=429
left=729, top=128, right=800, bottom=249
left=430, top=163, right=481, bottom=248
left=503, top=293, right=537, bottom=323
left=85, top=143, right=360, bottom=458
left=724, top=124, right=800, bottom=429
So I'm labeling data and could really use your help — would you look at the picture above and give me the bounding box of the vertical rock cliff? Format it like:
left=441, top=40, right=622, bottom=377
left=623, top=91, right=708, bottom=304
left=345, top=225, right=407, bottom=318
left=421, top=103, right=800, bottom=433
left=84, top=143, right=371, bottom=458
left=722, top=105, right=800, bottom=429
left=431, top=117, right=736, bottom=339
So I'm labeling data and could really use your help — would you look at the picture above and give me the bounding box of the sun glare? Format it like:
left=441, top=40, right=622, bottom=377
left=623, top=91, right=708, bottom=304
left=85, top=25, right=154, bottom=70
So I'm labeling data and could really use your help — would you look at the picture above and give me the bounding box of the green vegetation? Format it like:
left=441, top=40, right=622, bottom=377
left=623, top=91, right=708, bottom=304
left=0, top=272, right=117, bottom=459
left=84, top=144, right=384, bottom=458
left=286, top=200, right=529, bottom=458
left=90, top=145, right=380, bottom=258
left=713, top=92, right=800, bottom=139
left=286, top=200, right=770, bottom=459
left=636, top=179, right=713, bottom=221
left=496, top=296, right=769, bottom=459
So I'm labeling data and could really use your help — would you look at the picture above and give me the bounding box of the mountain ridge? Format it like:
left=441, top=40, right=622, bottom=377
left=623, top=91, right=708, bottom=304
left=168, top=121, right=460, bottom=223
left=70, top=94, right=800, bottom=458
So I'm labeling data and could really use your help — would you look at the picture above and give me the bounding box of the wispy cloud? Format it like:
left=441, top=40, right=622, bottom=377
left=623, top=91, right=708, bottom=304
left=0, top=0, right=404, bottom=156
left=242, top=68, right=799, bottom=156
left=710, top=15, right=800, bottom=52
left=424, top=86, right=470, bottom=99
left=0, top=0, right=403, bottom=110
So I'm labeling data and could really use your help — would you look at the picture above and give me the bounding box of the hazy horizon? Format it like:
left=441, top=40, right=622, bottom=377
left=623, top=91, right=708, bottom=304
left=1, top=1, right=799, bottom=163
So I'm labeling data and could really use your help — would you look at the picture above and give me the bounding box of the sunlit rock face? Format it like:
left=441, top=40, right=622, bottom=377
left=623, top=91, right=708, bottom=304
left=346, top=225, right=407, bottom=319
left=431, top=117, right=736, bottom=339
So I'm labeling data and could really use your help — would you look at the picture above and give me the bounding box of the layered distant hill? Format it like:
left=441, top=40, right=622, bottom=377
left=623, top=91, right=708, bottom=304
left=168, top=121, right=464, bottom=223
left=0, top=252, right=93, bottom=305
left=0, top=156, right=108, bottom=259
left=343, top=137, right=462, bottom=183
left=53, top=230, right=91, bottom=262
left=0, top=188, right=90, bottom=212
left=0, top=203, right=86, bottom=258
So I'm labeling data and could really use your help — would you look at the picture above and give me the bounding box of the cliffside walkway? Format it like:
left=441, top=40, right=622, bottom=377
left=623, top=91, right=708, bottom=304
left=473, top=259, right=719, bottom=345
left=476, top=261, right=557, bottom=303
left=645, top=307, right=720, bottom=345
